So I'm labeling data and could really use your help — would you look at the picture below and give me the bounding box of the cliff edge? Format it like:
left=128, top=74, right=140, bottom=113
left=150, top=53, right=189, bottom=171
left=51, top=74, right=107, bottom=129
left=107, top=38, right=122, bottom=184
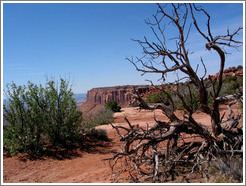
left=78, top=85, right=151, bottom=116
left=79, top=66, right=243, bottom=116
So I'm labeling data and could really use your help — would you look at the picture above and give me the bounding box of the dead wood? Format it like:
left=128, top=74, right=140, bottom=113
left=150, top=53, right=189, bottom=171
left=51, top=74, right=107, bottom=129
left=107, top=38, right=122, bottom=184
left=106, top=3, right=243, bottom=183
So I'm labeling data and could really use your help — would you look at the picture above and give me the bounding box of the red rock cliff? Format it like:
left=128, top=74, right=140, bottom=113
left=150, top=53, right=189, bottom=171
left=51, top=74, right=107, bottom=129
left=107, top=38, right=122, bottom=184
left=78, top=85, right=151, bottom=115
left=206, top=66, right=243, bottom=80
left=79, top=66, right=243, bottom=116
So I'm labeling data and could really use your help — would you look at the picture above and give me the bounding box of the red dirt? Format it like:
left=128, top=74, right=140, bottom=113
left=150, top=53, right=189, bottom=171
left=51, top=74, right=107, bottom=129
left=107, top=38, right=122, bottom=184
left=3, top=104, right=242, bottom=183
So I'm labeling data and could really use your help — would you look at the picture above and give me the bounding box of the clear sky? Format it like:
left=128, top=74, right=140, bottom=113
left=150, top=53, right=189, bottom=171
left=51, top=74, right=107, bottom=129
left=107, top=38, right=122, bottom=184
left=3, top=2, right=244, bottom=94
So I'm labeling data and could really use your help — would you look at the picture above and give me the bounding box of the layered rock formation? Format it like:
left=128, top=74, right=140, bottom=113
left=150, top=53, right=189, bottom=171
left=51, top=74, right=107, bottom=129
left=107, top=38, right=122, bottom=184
left=78, top=85, right=151, bottom=116
left=79, top=66, right=243, bottom=116
left=86, top=86, right=151, bottom=106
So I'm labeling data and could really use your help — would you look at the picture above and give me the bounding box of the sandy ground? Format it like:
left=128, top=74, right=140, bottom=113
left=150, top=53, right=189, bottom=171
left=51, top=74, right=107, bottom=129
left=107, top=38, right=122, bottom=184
left=3, top=104, right=242, bottom=183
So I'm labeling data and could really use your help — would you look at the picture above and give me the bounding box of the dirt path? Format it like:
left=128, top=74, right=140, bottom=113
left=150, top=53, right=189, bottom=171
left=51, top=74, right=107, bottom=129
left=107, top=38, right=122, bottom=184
left=3, top=104, right=242, bottom=183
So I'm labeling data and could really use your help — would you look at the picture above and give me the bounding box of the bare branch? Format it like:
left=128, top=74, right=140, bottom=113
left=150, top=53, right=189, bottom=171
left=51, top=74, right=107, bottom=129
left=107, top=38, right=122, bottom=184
left=110, top=3, right=243, bottom=182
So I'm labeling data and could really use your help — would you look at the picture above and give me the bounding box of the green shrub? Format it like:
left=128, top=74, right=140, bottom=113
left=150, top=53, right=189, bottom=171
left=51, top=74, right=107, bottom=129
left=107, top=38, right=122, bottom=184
left=226, top=81, right=240, bottom=94
left=86, top=128, right=108, bottom=141
left=174, top=86, right=201, bottom=112
left=43, top=79, right=82, bottom=147
left=182, top=91, right=199, bottom=111
left=220, top=76, right=243, bottom=97
left=81, top=108, right=112, bottom=142
left=3, top=78, right=82, bottom=155
left=106, top=100, right=121, bottom=112
left=145, top=91, right=170, bottom=104
left=83, top=107, right=114, bottom=130
left=3, top=82, right=45, bottom=155
left=237, top=65, right=243, bottom=69
left=223, top=75, right=237, bottom=83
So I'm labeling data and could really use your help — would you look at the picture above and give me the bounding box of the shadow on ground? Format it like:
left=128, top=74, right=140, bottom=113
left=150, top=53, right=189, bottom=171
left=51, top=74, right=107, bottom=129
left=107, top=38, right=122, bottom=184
left=3, top=137, right=113, bottom=162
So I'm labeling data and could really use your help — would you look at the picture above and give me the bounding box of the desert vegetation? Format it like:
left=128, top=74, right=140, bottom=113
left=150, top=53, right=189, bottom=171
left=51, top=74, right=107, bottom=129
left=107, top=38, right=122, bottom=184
left=3, top=78, right=83, bottom=156
left=220, top=74, right=243, bottom=96
left=106, top=100, right=122, bottom=112
left=80, top=101, right=120, bottom=142
left=106, top=3, right=243, bottom=183
left=82, top=107, right=114, bottom=135
left=145, top=67, right=243, bottom=111
left=3, top=78, right=111, bottom=157
left=3, top=3, right=243, bottom=184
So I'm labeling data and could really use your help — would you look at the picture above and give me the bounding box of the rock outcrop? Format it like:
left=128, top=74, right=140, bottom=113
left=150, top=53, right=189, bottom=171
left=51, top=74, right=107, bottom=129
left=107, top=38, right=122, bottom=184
left=86, top=86, right=153, bottom=106
left=79, top=66, right=243, bottom=116
left=207, top=66, right=243, bottom=80
left=78, top=85, right=151, bottom=116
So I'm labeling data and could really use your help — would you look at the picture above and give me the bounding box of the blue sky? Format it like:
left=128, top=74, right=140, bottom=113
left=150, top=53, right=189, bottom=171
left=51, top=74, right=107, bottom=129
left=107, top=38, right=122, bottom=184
left=3, top=2, right=244, bottom=94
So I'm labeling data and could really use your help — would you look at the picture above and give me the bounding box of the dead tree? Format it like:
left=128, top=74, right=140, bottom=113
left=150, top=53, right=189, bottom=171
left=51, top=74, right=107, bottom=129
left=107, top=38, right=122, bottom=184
left=106, top=3, right=243, bottom=183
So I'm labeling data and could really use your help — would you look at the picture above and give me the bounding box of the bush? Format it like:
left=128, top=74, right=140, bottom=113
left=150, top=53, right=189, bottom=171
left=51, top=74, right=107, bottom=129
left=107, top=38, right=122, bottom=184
left=3, top=82, right=45, bottom=155
left=86, top=128, right=108, bottom=141
left=43, top=79, right=82, bottom=147
left=223, top=75, right=237, bottom=83
left=237, top=65, right=243, bottom=69
left=83, top=107, right=114, bottom=130
left=145, top=88, right=201, bottom=112
left=145, top=91, right=170, bottom=104
left=106, top=100, right=121, bottom=112
left=172, top=85, right=201, bottom=112
left=3, top=78, right=82, bottom=155
left=178, top=91, right=200, bottom=111
left=220, top=76, right=243, bottom=97
left=81, top=107, right=113, bottom=142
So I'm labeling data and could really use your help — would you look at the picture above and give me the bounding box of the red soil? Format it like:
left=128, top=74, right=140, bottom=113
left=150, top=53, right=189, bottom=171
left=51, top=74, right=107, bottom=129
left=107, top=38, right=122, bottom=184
left=3, top=104, right=242, bottom=183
